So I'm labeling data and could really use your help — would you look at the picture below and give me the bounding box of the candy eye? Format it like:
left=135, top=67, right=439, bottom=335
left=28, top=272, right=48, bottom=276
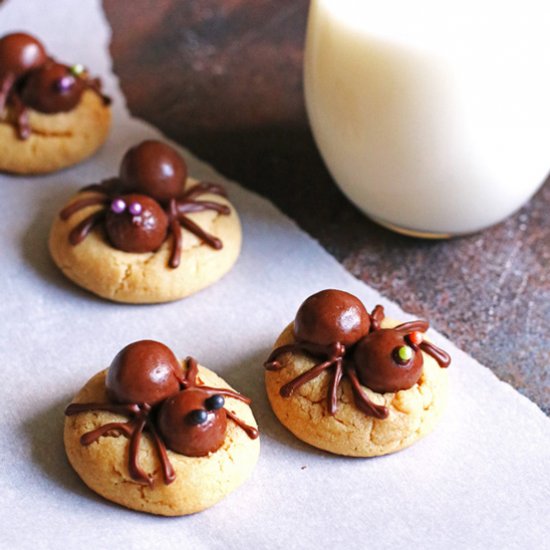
left=128, top=201, right=143, bottom=216
left=186, top=409, right=208, bottom=426
left=110, top=198, right=126, bottom=214
left=393, top=345, right=413, bottom=365
left=54, top=75, right=75, bottom=93
left=407, top=331, right=424, bottom=346
left=205, top=394, right=225, bottom=411
left=69, top=63, right=85, bottom=77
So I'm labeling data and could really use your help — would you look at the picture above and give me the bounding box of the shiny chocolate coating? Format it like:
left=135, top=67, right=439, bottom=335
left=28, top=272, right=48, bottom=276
left=157, top=388, right=228, bottom=457
left=105, top=193, right=168, bottom=253
left=106, top=340, right=183, bottom=405
left=353, top=329, right=423, bottom=393
left=0, top=32, right=46, bottom=76
left=119, top=140, right=188, bottom=202
left=294, top=289, right=370, bottom=347
left=21, top=60, right=85, bottom=113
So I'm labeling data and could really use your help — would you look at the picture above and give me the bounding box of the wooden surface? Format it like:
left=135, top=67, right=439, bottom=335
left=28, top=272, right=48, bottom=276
left=103, top=0, right=549, bottom=414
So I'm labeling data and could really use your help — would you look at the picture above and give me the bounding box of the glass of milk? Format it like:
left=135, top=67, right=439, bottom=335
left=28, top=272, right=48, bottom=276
left=304, top=0, right=550, bottom=237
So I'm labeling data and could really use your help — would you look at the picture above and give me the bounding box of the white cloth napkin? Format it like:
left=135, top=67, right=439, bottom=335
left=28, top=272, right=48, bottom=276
left=0, top=1, right=548, bottom=549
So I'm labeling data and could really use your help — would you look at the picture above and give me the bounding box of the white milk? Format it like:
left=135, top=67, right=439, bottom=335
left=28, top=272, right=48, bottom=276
left=304, top=0, right=550, bottom=236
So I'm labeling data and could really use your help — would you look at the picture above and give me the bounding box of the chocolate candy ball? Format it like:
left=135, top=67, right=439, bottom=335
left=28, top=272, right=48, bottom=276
left=0, top=32, right=46, bottom=76
left=106, top=340, right=182, bottom=405
left=156, top=389, right=228, bottom=457
left=119, top=141, right=187, bottom=202
left=21, top=61, right=85, bottom=113
left=105, top=194, right=168, bottom=253
left=353, top=329, right=424, bottom=393
left=294, top=289, right=370, bottom=347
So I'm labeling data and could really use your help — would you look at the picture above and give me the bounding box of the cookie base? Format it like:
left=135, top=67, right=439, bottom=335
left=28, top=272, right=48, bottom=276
left=64, top=365, right=260, bottom=516
left=49, top=180, right=242, bottom=303
left=0, top=91, right=111, bottom=175
left=265, top=320, right=448, bottom=457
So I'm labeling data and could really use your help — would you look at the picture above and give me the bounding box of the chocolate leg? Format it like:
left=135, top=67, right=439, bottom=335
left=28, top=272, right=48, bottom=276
left=0, top=72, right=15, bottom=113
left=420, top=341, right=451, bottom=368
left=79, top=421, right=133, bottom=445
left=225, top=409, right=259, bottom=439
left=179, top=215, right=222, bottom=250
left=147, top=420, right=176, bottom=485
left=280, top=359, right=333, bottom=397
left=168, top=199, right=182, bottom=268
left=68, top=210, right=105, bottom=245
left=176, top=200, right=230, bottom=215
left=11, top=93, right=30, bottom=140
left=182, top=182, right=228, bottom=200
left=264, top=344, right=302, bottom=371
left=127, top=418, right=151, bottom=486
left=347, top=366, right=389, bottom=419
left=60, top=196, right=108, bottom=220
left=327, top=359, right=344, bottom=415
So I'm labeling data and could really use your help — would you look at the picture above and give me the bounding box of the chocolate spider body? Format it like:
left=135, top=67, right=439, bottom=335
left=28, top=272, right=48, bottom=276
left=264, top=290, right=451, bottom=419
left=65, top=341, right=258, bottom=487
left=59, top=141, right=231, bottom=268
left=0, top=32, right=110, bottom=139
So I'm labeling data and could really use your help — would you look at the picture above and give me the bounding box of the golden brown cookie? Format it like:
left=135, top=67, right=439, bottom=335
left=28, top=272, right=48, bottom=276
left=64, top=345, right=260, bottom=516
left=0, top=89, right=111, bottom=175
left=263, top=290, right=451, bottom=457
left=0, top=32, right=111, bottom=174
left=49, top=180, right=241, bottom=303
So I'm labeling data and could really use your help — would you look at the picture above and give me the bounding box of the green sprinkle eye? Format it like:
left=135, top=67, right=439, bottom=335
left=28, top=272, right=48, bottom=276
left=70, top=63, right=85, bottom=76
left=395, top=345, right=413, bottom=364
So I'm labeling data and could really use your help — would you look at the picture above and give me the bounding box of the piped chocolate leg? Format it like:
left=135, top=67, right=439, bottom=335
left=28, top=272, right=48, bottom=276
left=127, top=418, right=152, bottom=486
left=395, top=320, right=429, bottom=334
left=0, top=73, right=15, bottom=113
left=79, top=421, right=133, bottom=445
left=199, top=386, right=252, bottom=405
left=264, top=344, right=303, bottom=370
left=168, top=198, right=183, bottom=268
left=68, top=210, right=105, bottom=245
left=179, top=215, right=222, bottom=250
left=182, top=182, right=228, bottom=200
left=280, top=359, right=333, bottom=397
left=176, top=200, right=230, bottom=215
left=183, top=356, right=199, bottom=386
left=327, top=359, right=344, bottom=415
left=369, top=305, right=385, bottom=331
left=224, top=409, right=259, bottom=439
left=65, top=402, right=140, bottom=416
left=11, top=93, right=30, bottom=140
left=59, top=196, right=108, bottom=220
left=147, top=419, right=176, bottom=485
left=420, top=341, right=451, bottom=368
left=347, top=366, right=389, bottom=419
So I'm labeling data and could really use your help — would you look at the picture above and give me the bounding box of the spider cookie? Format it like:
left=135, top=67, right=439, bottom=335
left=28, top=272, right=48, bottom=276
left=264, top=289, right=451, bottom=457
left=64, top=340, right=260, bottom=516
left=0, top=32, right=111, bottom=174
left=49, top=140, right=242, bottom=303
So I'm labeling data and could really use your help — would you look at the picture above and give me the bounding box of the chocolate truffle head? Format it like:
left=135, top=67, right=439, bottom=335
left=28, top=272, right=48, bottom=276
left=119, top=140, right=187, bottom=202
left=0, top=32, right=47, bottom=77
left=293, top=289, right=370, bottom=347
left=106, top=340, right=183, bottom=405
left=21, top=60, right=85, bottom=113
left=353, top=329, right=424, bottom=393
left=105, top=193, right=168, bottom=253
left=156, top=388, right=228, bottom=457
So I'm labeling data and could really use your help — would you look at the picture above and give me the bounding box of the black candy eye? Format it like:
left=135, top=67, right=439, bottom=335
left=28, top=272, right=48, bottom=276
left=186, top=409, right=208, bottom=425
left=205, top=394, right=225, bottom=411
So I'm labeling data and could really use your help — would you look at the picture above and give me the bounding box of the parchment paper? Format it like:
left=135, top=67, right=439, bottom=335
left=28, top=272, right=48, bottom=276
left=0, top=1, right=548, bottom=549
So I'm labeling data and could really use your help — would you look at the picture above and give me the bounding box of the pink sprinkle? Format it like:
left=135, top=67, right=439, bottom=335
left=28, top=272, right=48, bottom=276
left=129, top=202, right=143, bottom=216
left=111, top=198, right=126, bottom=214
